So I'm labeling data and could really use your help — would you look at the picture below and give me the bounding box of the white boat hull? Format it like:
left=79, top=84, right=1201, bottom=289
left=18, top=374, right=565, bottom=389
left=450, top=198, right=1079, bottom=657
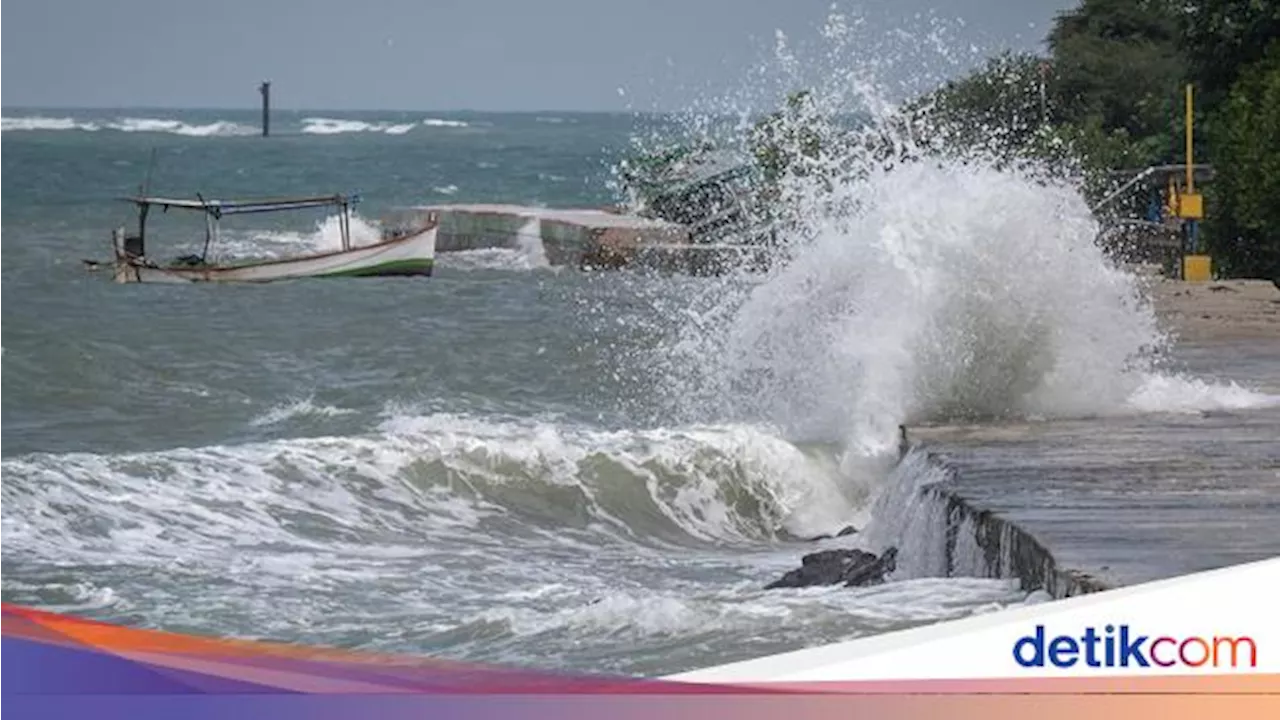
left=113, top=226, right=437, bottom=284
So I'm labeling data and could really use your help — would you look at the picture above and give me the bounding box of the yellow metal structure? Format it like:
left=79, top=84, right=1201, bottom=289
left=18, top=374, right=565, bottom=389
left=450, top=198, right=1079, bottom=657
left=1185, top=84, right=1195, bottom=194
left=1176, top=85, right=1204, bottom=220
left=1178, top=192, right=1204, bottom=219
left=1182, top=254, right=1212, bottom=282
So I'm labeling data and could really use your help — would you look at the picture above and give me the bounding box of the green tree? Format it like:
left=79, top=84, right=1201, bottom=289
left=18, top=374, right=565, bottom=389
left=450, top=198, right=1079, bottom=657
left=1047, top=0, right=1183, bottom=162
left=907, top=52, right=1052, bottom=157
left=748, top=90, right=825, bottom=184
left=1203, top=40, right=1280, bottom=280
left=1182, top=0, right=1280, bottom=114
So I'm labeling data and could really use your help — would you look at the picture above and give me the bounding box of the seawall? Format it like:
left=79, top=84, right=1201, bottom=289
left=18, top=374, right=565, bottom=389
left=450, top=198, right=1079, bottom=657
left=900, top=402, right=1280, bottom=599
left=382, top=204, right=773, bottom=274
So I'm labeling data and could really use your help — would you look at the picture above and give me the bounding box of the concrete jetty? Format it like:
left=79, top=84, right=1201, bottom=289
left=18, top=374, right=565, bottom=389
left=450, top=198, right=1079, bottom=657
left=902, top=318, right=1280, bottom=599
left=907, top=404, right=1280, bottom=597
left=382, top=204, right=772, bottom=274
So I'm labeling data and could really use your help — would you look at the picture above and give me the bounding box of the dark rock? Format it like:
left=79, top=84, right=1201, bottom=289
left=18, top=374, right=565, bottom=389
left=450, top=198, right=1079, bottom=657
left=843, top=547, right=897, bottom=587
left=779, top=524, right=859, bottom=542
left=765, top=546, right=897, bottom=590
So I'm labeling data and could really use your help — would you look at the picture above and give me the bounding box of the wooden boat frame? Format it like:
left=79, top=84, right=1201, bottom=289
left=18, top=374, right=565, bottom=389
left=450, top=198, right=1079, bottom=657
left=105, top=193, right=438, bottom=283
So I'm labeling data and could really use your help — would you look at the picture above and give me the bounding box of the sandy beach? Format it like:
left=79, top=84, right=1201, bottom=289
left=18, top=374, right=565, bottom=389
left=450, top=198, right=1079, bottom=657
left=1141, top=274, right=1280, bottom=342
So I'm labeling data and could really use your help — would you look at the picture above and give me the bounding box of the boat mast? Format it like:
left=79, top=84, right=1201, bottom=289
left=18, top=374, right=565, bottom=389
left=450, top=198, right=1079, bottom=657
left=137, top=203, right=150, bottom=256
left=341, top=199, right=351, bottom=251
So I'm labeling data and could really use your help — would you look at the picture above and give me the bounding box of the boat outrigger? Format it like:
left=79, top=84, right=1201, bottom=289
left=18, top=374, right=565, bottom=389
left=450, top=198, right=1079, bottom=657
left=98, top=193, right=437, bottom=283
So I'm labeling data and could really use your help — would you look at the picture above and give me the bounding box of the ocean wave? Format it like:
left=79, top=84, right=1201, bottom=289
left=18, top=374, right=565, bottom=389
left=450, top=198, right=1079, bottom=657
left=106, top=117, right=258, bottom=137
left=646, top=39, right=1280, bottom=458
left=0, top=414, right=867, bottom=572
left=209, top=212, right=384, bottom=260
left=2, top=115, right=258, bottom=136
left=300, top=117, right=466, bottom=135
left=300, top=117, right=417, bottom=135
left=249, top=397, right=358, bottom=428
left=2, top=116, right=100, bottom=132
left=2, top=115, right=467, bottom=136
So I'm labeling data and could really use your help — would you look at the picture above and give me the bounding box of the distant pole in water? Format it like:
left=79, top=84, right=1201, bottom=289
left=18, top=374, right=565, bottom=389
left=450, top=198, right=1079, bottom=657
left=259, top=81, right=271, bottom=137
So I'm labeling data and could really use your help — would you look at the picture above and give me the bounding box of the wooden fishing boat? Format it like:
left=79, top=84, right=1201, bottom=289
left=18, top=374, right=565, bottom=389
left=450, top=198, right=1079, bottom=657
left=100, top=193, right=437, bottom=284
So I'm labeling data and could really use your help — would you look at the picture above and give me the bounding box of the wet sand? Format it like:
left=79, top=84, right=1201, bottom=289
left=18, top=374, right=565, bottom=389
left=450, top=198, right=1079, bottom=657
left=1143, top=274, right=1280, bottom=341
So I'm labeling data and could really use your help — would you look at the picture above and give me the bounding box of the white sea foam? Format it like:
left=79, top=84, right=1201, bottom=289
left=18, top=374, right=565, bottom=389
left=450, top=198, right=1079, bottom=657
left=105, top=117, right=258, bottom=137
left=249, top=397, right=357, bottom=428
left=514, top=217, right=550, bottom=268
left=300, top=117, right=416, bottom=135
left=215, top=212, right=384, bottom=259
left=0, top=414, right=863, bottom=566
left=2, top=115, right=255, bottom=136
left=441, top=217, right=553, bottom=272
left=422, top=118, right=469, bottom=128
left=2, top=116, right=100, bottom=132
left=647, top=10, right=1280, bottom=466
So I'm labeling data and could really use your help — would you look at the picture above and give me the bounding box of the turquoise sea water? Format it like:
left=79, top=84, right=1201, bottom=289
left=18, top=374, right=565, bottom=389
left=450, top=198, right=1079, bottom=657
left=2, top=108, right=1033, bottom=675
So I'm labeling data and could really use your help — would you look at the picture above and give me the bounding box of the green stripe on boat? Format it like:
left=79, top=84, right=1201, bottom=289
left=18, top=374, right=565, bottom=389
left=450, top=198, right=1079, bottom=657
left=314, top=259, right=435, bottom=278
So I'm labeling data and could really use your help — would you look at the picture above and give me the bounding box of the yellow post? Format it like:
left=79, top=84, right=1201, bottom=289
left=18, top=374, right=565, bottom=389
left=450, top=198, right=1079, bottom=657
left=1185, top=83, right=1194, bottom=194
left=1177, top=83, right=1203, bottom=220
left=1179, top=82, right=1209, bottom=281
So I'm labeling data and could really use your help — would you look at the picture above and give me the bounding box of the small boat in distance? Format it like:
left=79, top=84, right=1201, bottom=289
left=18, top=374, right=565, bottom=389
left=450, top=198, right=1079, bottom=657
left=98, top=193, right=437, bottom=284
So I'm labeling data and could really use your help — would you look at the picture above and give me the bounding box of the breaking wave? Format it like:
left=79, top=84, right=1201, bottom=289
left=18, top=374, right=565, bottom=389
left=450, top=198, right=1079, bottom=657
left=301, top=117, right=418, bottom=135
left=0, top=405, right=1028, bottom=672
left=3, top=115, right=468, bottom=136
left=0, top=414, right=859, bottom=561
left=643, top=10, right=1279, bottom=464
left=301, top=117, right=469, bottom=135
left=213, top=212, right=385, bottom=259
left=2, top=115, right=258, bottom=136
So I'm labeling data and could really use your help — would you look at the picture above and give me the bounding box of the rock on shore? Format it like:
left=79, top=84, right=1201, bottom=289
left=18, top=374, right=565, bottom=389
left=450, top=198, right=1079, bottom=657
left=765, top=547, right=898, bottom=590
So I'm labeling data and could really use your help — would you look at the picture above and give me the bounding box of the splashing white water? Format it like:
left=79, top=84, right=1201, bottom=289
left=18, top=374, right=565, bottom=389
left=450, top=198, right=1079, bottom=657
left=203, top=212, right=384, bottom=261
left=642, top=7, right=1278, bottom=469
left=514, top=217, right=550, bottom=268
left=441, top=217, right=553, bottom=272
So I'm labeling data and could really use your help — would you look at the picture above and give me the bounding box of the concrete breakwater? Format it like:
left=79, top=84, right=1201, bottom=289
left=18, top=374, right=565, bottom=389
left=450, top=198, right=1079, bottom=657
left=901, top=402, right=1280, bottom=599
left=878, top=288, right=1280, bottom=600
left=382, top=204, right=773, bottom=274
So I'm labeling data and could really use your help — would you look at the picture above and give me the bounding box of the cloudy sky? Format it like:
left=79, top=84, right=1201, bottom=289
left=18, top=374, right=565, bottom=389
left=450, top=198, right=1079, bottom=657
left=2, top=0, right=1077, bottom=111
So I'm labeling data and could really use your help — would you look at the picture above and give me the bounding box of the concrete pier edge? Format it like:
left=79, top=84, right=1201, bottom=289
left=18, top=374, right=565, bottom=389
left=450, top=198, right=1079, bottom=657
left=904, top=442, right=1112, bottom=600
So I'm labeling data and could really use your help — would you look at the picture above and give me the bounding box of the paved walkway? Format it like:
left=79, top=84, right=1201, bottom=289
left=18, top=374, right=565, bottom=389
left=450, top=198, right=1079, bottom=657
left=909, top=403, right=1280, bottom=588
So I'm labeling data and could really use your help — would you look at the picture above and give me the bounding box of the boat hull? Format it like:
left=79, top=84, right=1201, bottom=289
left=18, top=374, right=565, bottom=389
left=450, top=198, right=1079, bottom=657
left=113, top=226, right=437, bottom=284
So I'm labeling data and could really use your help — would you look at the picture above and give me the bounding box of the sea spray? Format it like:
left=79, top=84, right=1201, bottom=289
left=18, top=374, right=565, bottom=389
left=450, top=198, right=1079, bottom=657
left=605, top=6, right=1280, bottom=571
left=628, top=8, right=1181, bottom=461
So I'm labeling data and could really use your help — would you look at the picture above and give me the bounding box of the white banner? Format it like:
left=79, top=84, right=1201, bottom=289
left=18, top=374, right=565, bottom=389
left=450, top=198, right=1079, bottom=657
left=670, top=558, right=1279, bottom=682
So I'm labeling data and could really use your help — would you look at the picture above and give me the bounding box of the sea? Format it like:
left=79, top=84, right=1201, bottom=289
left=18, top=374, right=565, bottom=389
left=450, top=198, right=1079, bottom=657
left=3, top=104, right=1277, bottom=677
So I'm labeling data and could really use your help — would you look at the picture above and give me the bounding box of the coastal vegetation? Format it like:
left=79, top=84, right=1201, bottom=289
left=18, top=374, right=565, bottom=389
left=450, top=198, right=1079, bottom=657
left=622, top=0, right=1279, bottom=281
left=917, top=0, right=1280, bottom=281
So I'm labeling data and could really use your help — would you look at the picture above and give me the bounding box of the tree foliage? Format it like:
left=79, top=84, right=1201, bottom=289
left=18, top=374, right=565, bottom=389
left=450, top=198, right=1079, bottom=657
left=618, top=0, right=1280, bottom=277
left=1203, top=39, right=1280, bottom=280
left=1048, top=0, right=1184, bottom=144
left=1182, top=0, right=1280, bottom=112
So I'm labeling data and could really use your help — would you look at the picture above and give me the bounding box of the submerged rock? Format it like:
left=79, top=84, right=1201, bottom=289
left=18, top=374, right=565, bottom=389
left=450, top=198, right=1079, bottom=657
left=765, top=546, right=897, bottom=590
left=781, top=524, right=859, bottom=542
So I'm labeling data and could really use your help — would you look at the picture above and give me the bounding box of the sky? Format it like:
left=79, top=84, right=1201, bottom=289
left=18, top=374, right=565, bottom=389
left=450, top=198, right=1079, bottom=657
left=2, top=0, right=1078, bottom=111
